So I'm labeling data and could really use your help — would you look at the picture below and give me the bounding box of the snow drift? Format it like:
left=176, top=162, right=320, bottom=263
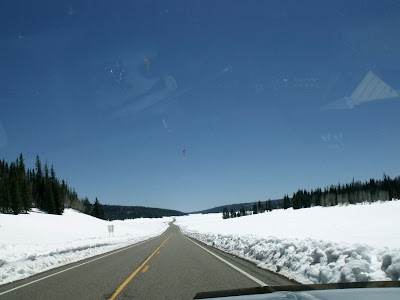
left=0, top=209, right=171, bottom=285
left=176, top=200, right=400, bottom=284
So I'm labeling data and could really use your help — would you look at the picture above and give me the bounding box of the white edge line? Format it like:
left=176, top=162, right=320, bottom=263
left=182, top=233, right=268, bottom=287
left=0, top=233, right=164, bottom=296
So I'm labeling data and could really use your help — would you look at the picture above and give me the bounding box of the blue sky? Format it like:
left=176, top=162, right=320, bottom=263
left=1, top=0, right=400, bottom=212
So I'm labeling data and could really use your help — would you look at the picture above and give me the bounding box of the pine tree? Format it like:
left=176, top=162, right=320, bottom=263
left=18, top=154, right=32, bottom=212
left=43, top=182, right=55, bottom=213
left=0, top=179, right=11, bottom=213
left=42, top=162, right=55, bottom=213
left=18, top=154, right=25, bottom=173
left=35, top=155, right=44, bottom=208
left=21, top=179, right=32, bottom=212
left=258, top=201, right=264, bottom=213
left=266, top=200, right=273, bottom=212
left=240, top=206, right=245, bottom=216
left=92, top=197, right=104, bottom=219
left=10, top=163, right=22, bottom=214
left=83, top=197, right=92, bottom=215
left=51, top=165, right=63, bottom=214
left=253, top=203, right=258, bottom=214
left=283, top=195, right=290, bottom=209
left=0, top=180, right=3, bottom=212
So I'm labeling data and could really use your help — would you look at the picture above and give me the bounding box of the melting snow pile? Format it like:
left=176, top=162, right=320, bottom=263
left=0, top=209, right=171, bottom=285
left=175, top=200, right=400, bottom=284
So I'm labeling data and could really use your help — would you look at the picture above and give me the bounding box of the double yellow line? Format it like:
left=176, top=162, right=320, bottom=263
left=109, top=234, right=172, bottom=300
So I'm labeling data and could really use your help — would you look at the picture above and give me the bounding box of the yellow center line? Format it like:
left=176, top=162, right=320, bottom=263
left=141, top=265, right=150, bottom=273
left=109, top=234, right=172, bottom=300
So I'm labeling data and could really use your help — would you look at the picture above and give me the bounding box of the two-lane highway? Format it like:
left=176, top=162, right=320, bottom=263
left=0, top=225, right=296, bottom=299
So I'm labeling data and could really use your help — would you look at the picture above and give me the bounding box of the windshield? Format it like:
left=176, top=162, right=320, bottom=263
left=0, top=0, right=399, bottom=299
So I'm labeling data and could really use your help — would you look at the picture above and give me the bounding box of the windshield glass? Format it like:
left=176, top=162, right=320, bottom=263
left=0, top=0, right=399, bottom=297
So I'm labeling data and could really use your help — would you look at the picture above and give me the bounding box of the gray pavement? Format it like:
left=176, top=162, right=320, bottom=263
left=0, top=225, right=296, bottom=300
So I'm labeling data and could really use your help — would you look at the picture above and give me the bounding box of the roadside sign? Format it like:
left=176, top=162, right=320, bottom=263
left=108, top=224, right=114, bottom=237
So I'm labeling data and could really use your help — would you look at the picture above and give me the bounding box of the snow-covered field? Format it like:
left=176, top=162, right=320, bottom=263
left=0, top=209, right=171, bottom=285
left=175, top=200, right=400, bottom=284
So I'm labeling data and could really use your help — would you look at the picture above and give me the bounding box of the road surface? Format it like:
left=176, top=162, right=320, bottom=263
left=0, top=224, right=297, bottom=299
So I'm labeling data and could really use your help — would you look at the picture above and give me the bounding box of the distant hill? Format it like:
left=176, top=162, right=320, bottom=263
left=191, top=199, right=284, bottom=214
left=103, top=205, right=186, bottom=220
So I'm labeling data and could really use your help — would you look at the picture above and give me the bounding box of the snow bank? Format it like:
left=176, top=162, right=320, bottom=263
left=0, top=209, right=171, bottom=285
left=176, top=200, right=400, bottom=284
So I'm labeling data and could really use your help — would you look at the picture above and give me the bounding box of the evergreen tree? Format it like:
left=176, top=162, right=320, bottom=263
left=43, top=181, right=55, bottom=213
left=92, top=197, right=104, bottom=219
left=283, top=195, right=290, bottom=209
left=41, top=162, right=55, bottom=213
left=18, top=153, right=32, bottom=212
left=35, top=155, right=44, bottom=208
left=258, top=201, right=264, bottom=213
left=240, top=206, right=246, bottom=216
left=253, top=203, right=258, bottom=214
left=10, top=163, right=22, bottom=214
left=82, top=197, right=92, bottom=215
left=266, top=200, right=273, bottom=212
left=222, top=207, right=228, bottom=219
left=51, top=165, right=63, bottom=214
left=21, top=179, right=32, bottom=212
left=0, top=179, right=11, bottom=213
left=18, top=154, right=25, bottom=173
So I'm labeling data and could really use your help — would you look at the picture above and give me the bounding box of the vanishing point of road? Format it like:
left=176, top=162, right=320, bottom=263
left=0, top=224, right=297, bottom=299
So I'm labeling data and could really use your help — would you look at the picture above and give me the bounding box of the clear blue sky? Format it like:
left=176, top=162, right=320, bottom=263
left=1, top=0, right=400, bottom=212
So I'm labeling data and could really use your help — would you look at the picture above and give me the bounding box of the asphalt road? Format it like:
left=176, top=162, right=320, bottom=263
left=0, top=224, right=297, bottom=300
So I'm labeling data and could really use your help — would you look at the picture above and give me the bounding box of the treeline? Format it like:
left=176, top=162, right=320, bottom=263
left=223, top=200, right=274, bottom=219
left=283, top=174, right=400, bottom=210
left=77, top=197, right=105, bottom=219
left=200, top=199, right=283, bottom=215
left=0, top=154, right=105, bottom=218
left=103, top=205, right=185, bottom=220
left=222, top=174, right=400, bottom=219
